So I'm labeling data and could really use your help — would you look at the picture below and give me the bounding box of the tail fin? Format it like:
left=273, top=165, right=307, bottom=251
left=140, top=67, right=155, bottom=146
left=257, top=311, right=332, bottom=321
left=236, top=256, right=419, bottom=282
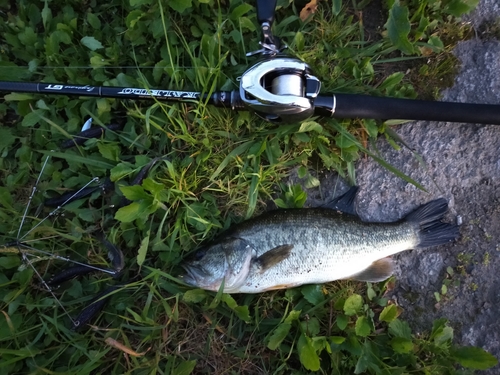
left=405, top=199, right=460, bottom=248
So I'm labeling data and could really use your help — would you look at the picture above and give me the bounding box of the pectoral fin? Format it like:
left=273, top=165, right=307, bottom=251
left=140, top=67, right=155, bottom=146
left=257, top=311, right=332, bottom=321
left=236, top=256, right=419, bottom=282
left=349, top=258, right=394, bottom=282
left=255, top=244, right=293, bottom=273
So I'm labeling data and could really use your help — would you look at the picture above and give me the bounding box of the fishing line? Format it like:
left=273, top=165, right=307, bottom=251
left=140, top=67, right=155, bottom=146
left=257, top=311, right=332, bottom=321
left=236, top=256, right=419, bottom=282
left=2, top=153, right=123, bottom=327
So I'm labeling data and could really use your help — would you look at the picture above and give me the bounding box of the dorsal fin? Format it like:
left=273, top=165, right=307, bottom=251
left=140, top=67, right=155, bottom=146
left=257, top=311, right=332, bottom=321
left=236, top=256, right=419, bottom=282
left=322, top=186, right=359, bottom=216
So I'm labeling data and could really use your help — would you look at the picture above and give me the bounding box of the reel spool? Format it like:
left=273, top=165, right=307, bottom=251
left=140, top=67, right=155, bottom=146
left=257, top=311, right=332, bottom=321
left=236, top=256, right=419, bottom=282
left=239, top=57, right=321, bottom=123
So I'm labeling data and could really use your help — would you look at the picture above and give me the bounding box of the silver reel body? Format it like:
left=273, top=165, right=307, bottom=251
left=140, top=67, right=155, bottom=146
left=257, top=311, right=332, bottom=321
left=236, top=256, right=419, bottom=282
left=239, top=56, right=321, bottom=123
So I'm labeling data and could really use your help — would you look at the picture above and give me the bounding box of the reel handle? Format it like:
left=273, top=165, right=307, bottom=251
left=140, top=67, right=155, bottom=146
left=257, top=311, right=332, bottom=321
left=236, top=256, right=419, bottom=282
left=256, top=0, right=277, bottom=25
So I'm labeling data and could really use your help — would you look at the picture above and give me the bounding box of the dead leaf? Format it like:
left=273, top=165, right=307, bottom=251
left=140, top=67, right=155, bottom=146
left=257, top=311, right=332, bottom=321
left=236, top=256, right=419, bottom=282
left=300, top=0, right=319, bottom=21
left=105, top=337, right=148, bottom=357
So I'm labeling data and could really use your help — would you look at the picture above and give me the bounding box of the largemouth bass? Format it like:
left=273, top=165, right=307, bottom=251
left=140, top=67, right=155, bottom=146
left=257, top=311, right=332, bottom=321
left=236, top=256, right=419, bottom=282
left=181, top=187, right=459, bottom=293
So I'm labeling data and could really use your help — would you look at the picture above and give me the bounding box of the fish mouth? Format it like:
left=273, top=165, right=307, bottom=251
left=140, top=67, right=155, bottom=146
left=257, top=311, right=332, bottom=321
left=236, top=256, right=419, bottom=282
left=180, top=264, right=225, bottom=291
left=180, top=264, right=201, bottom=287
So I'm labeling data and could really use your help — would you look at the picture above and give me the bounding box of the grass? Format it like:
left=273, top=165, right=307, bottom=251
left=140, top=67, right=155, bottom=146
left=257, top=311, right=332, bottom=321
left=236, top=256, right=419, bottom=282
left=0, top=0, right=497, bottom=373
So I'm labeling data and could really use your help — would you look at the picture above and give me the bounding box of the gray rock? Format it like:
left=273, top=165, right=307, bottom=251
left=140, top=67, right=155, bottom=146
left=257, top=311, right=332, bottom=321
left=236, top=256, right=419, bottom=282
left=304, top=0, right=500, bottom=371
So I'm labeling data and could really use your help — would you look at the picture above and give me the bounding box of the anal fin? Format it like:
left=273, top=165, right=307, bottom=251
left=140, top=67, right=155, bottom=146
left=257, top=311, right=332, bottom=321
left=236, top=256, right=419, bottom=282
left=349, top=258, right=394, bottom=282
left=255, top=244, right=293, bottom=273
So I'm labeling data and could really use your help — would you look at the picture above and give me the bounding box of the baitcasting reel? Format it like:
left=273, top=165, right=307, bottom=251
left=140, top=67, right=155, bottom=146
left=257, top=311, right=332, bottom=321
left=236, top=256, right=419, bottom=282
left=238, top=5, right=322, bottom=124
left=239, top=57, right=321, bottom=123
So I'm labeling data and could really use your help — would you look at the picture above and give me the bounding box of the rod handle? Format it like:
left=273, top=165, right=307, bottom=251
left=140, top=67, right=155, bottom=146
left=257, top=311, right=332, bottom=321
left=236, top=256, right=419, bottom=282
left=313, top=94, right=500, bottom=125
left=256, top=0, right=277, bottom=25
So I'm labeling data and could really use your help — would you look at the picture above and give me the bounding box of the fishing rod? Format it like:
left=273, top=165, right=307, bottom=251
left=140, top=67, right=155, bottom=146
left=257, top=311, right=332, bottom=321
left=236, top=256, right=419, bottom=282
left=2, top=0, right=500, bottom=125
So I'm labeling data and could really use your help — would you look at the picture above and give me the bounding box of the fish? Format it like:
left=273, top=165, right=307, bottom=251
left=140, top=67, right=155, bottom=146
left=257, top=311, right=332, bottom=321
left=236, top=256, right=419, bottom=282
left=180, top=187, right=459, bottom=293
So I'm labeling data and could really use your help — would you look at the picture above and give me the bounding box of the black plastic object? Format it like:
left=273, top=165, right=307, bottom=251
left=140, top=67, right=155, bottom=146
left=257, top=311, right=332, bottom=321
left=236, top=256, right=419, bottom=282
left=256, top=0, right=277, bottom=24
left=60, top=124, right=124, bottom=149
left=71, top=285, right=120, bottom=331
left=44, top=178, right=114, bottom=207
left=313, top=94, right=500, bottom=125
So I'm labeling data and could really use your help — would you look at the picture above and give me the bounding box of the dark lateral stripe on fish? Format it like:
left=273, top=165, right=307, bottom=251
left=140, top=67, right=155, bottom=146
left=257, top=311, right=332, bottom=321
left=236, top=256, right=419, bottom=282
left=60, top=123, right=124, bottom=149
left=404, top=199, right=459, bottom=248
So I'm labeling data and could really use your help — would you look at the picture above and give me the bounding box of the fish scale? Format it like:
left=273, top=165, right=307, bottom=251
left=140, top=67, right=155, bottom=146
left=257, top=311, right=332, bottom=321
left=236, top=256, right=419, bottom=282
left=181, top=190, right=459, bottom=294
left=231, top=209, right=419, bottom=292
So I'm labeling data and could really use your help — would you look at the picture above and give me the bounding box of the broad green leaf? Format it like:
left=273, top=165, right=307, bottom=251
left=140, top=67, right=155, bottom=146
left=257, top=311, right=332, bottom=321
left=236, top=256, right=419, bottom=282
left=130, top=0, right=153, bottom=5
left=301, top=284, right=324, bottom=305
left=183, top=289, right=207, bottom=303
left=298, top=121, right=322, bottom=133
left=168, top=0, right=192, bottom=13
left=120, top=185, right=151, bottom=201
left=87, top=13, right=101, bottom=29
left=90, top=55, right=110, bottom=68
left=390, top=337, right=414, bottom=353
left=0, top=187, right=13, bottom=208
left=304, top=174, right=320, bottom=189
left=294, top=31, right=305, bottom=51
left=233, top=305, right=251, bottom=322
left=137, top=229, right=150, bottom=266
left=114, top=201, right=154, bottom=222
left=388, top=319, right=412, bottom=340
left=336, top=314, right=348, bottom=330
left=41, top=1, right=52, bottom=29
left=18, top=27, right=37, bottom=46
left=297, top=334, right=320, bottom=371
left=428, top=35, right=444, bottom=50
left=362, top=119, right=379, bottom=139
left=335, top=133, right=357, bottom=148
left=366, top=285, right=377, bottom=301
left=384, top=1, right=414, bottom=54
left=0, top=256, right=21, bottom=269
left=434, top=326, right=454, bottom=347
left=143, top=178, right=165, bottom=195
left=332, top=0, right=342, bottom=15
left=379, top=304, right=398, bottom=322
left=174, top=360, right=197, bottom=375
left=81, top=36, right=104, bottom=51
left=110, top=163, right=134, bottom=181
left=97, top=143, right=120, bottom=161
left=285, top=309, right=301, bottom=323
left=451, top=346, right=498, bottom=370
left=21, top=111, right=42, bottom=127
left=230, top=3, right=253, bottom=20
left=0, top=128, right=16, bottom=154
left=268, top=323, right=291, bottom=350
left=330, top=336, right=346, bottom=345
left=4, top=93, right=34, bottom=101
left=222, top=294, right=251, bottom=322
left=444, top=0, right=479, bottom=17
left=355, top=316, right=371, bottom=337
left=343, top=294, right=363, bottom=316
left=301, top=317, right=320, bottom=336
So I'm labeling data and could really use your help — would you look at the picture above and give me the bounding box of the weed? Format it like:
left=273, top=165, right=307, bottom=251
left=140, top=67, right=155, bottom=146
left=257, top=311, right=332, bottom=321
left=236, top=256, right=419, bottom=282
left=0, top=0, right=497, bottom=373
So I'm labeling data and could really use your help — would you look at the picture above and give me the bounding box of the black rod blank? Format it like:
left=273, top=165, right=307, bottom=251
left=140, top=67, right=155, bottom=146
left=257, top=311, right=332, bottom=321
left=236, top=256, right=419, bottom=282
left=0, top=81, right=202, bottom=102
left=313, top=94, right=500, bottom=125
left=2, top=80, right=500, bottom=124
